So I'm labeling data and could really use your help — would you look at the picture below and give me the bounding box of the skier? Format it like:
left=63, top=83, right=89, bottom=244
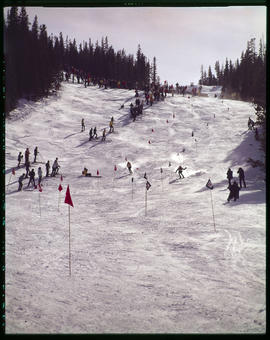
left=127, top=161, right=132, bottom=174
left=17, top=152, right=23, bottom=167
left=25, top=160, right=30, bottom=178
left=109, top=119, right=114, bottom=133
left=93, top=127, right=98, bottom=139
left=82, top=167, right=92, bottom=177
left=18, top=173, right=25, bottom=191
left=89, top=127, right=93, bottom=141
left=176, top=165, right=186, bottom=178
left=227, top=180, right=240, bottom=202
left=25, top=148, right=30, bottom=165
left=237, top=167, right=246, bottom=188
left=45, top=160, right=50, bottom=177
left=33, top=146, right=38, bottom=163
left=38, top=167, right=43, bottom=185
left=81, top=118, right=85, bottom=132
left=27, top=169, right=36, bottom=187
left=102, top=128, right=106, bottom=141
left=51, top=158, right=60, bottom=177
left=226, top=168, right=233, bottom=185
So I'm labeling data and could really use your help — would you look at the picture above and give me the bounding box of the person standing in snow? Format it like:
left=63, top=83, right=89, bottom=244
left=18, top=173, right=25, bottom=191
left=38, top=167, right=43, bottom=185
left=226, top=168, right=233, bottom=185
left=27, top=169, right=36, bottom=187
left=237, top=167, right=246, bottom=188
left=45, top=160, right=50, bottom=177
left=109, top=119, right=114, bottom=133
left=51, top=158, right=60, bottom=177
left=25, top=160, right=30, bottom=178
left=227, top=180, right=240, bottom=202
left=81, top=118, right=85, bottom=132
left=102, top=128, right=106, bottom=141
left=25, top=148, right=30, bottom=165
left=33, top=146, right=38, bottom=163
left=17, top=152, right=23, bottom=167
left=176, top=165, right=186, bottom=178
left=127, top=161, right=132, bottom=174
left=89, top=127, right=93, bottom=141
left=93, top=126, right=98, bottom=139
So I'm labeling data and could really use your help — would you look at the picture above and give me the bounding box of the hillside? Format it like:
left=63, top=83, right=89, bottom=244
left=5, top=82, right=265, bottom=333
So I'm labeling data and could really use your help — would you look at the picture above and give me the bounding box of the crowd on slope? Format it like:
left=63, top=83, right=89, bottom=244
left=16, top=146, right=60, bottom=191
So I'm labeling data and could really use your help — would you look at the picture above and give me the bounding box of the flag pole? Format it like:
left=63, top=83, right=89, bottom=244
left=145, top=187, right=147, bottom=216
left=58, top=191, right=61, bottom=211
left=69, top=204, right=71, bottom=276
left=39, top=192, right=41, bottom=217
left=132, top=177, right=134, bottom=200
left=209, top=190, right=216, bottom=232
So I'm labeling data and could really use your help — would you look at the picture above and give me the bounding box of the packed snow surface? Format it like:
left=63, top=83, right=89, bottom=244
left=5, top=83, right=265, bottom=333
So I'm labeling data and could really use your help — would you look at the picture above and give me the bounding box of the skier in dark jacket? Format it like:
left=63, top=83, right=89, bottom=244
left=18, top=173, right=25, bottom=191
left=89, top=128, right=93, bottom=141
left=27, top=169, right=36, bottom=187
left=226, top=168, right=233, bottom=185
left=102, top=128, right=106, bottom=141
left=227, top=180, right=240, bottom=202
left=127, top=161, right=132, bottom=174
left=176, top=165, right=186, bottom=178
left=33, top=146, right=38, bottom=163
left=93, top=127, right=98, bottom=139
left=25, top=148, right=30, bottom=165
left=45, top=161, right=50, bottom=177
left=237, top=167, right=246, bottom=188
left=17, top=152, right=23, bottom=167
left=81, top=118, right=85, bottom=132
left=25, top=160, right=30, bottom=178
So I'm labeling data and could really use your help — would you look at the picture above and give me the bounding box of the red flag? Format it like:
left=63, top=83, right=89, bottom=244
left=114, top=165, right=117, bottom=171
left=12, top=168, right=15, bottom=175
left=97, top=170, right=99, bottom=176
left=58, top=184, right=63, bottom=191
left=64, top=185, right=74, bottom=207
left=60, top=175, right=63, bottom=181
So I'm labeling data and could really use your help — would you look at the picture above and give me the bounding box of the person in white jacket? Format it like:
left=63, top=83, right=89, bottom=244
left=38, top=167, right=43, bottom=185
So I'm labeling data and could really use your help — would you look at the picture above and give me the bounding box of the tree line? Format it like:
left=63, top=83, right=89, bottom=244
left=4, top=6, right=157, bottom=114
left=199, top=37, right=266, bottom=165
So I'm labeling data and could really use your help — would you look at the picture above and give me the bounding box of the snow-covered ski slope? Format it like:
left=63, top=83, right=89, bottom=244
left=5, top=82, right=265, bottom=333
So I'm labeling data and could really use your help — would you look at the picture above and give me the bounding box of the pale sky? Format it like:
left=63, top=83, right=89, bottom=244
left=4, top=6, right=266, bottom=85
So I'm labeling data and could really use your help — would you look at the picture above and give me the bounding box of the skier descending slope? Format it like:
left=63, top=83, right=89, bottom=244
left=176, top=165, right=186, bottom=178
left=127, top=161, right=132, bottom=174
